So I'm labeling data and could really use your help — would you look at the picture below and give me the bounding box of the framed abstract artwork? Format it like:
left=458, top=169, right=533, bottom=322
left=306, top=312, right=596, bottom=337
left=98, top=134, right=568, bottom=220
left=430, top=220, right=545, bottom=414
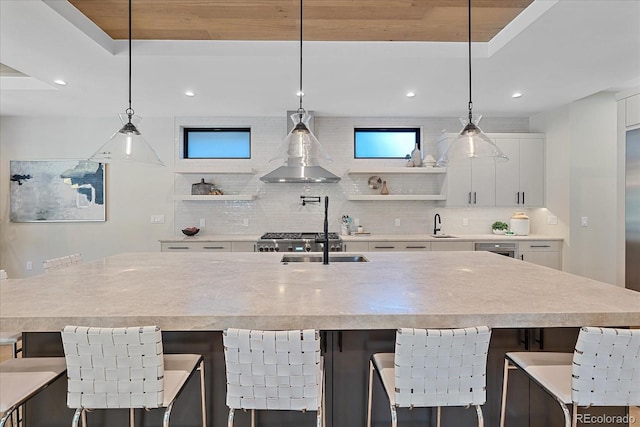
left=10, top=160, right=106, bottom=222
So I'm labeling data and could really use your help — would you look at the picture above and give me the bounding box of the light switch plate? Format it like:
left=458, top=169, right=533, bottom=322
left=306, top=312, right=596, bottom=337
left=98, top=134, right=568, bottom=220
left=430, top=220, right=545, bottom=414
left=547, top=215, right=558, bottom=225
left=151, top=215, right=165, bottom=224
left=462, top=218, right=469, bottom=226
left=581, top=216, right=588, bottom=227
left=200, top=218, right=206, bottom=227
left=395, top=218, right=401, bottom=227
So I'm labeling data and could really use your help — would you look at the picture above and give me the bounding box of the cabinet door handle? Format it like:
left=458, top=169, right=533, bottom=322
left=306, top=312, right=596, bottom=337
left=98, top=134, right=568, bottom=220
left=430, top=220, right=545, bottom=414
left=405, top=246, right=426, bottom=249
left=517, top=192, right=520, bottom=204
left=522, top=192, right=525, bottom=204
left=468, top=192, right=472, bottom=204
left=473, top=192, right=477, bottom=204
left=203, top=246, right=225, bottom=250
left=167, top=246, right=189, bottom=250
left=520, top=254, right=524, bottom=261
left=530, top=245, right=550, bottom=248
left=374, top=246, right=395, bottom=249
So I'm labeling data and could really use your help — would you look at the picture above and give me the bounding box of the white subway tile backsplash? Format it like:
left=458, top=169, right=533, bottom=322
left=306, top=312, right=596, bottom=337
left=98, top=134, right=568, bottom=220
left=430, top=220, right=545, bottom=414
left=174, top=115, right=529, bottom=236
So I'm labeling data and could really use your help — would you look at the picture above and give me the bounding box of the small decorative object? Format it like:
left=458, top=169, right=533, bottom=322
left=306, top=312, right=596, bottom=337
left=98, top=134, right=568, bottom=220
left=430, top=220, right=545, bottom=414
left=491, top=221, right=509, bottom=235
left=192, top=178, right=215, bottom=195
left=191, top=178, right=224, bottom=196
left=380, top=181, right=389, bottom=195
left=182, top=227, right=200, bottom=236
left=410, top=143, right=422, bottom=167
left=424, top=154, right=437, bottom=167
left=368, top=176, right=382, bottom=189
left=510, top=212, right=530, bottom=236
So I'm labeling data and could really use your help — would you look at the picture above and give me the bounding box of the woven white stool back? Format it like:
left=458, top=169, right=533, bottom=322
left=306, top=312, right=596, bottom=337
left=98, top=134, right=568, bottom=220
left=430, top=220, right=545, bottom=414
left=572, top=326, right=640, bottom=406
left=61, top=325, right=164, bottom=409
left=0, top=269, right=7, bottom=280
left=394, top=326, right=491, bottom=408
left=223, top=328, right=321, bottom=411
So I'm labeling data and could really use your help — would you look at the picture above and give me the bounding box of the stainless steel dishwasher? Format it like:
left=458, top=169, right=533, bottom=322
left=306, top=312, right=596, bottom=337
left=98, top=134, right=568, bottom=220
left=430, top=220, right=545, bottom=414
left=474, top=242, right=518, bottom=258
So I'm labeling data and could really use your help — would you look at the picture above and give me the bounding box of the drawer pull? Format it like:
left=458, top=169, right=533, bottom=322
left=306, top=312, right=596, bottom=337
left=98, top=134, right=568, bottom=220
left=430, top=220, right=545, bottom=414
left=530, top=245, right=551, bottom=248
left=167, top=246, right=189, bottom=250
left=203, top=246, right=225, bottom=250
left=405, top=246, right=426, bottom=249
left=374, top=246, right=395, bottom=249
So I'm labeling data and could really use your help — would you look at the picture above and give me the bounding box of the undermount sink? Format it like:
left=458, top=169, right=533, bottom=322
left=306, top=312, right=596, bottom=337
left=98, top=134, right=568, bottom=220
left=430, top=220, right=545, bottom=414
left=281, top=254, right=369, bottom=263
left=430, top=234, right=457, bottom=238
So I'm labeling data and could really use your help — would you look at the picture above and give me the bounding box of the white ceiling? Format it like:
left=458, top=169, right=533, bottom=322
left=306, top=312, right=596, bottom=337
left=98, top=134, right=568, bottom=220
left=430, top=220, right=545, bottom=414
left=0, top=0, right=639, bottom=119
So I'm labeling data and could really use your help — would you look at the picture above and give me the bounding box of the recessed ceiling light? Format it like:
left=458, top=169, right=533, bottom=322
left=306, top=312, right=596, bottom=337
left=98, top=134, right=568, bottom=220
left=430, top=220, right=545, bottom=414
left=53, top=79, right=67, bottom=86
left=185, top=90, right=196, bottom=97
left=512, top=92, right=523, bottom=98
left=406, top=92, right=416, bottom=98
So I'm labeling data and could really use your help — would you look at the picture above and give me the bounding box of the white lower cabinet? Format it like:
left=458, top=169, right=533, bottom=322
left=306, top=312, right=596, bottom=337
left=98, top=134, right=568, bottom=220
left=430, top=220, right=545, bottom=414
left=368, top=241, right=430, bottom=251
left=161, top=241, right=257, bottom=252
left=518, top=241, right=562, bottom=270
left=431, top=241, right=473, bottom=251
left=343, top=241, right=370, bottom=252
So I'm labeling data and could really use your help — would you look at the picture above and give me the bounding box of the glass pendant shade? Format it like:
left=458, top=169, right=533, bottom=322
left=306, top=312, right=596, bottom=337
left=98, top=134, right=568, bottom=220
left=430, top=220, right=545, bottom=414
left=272, top=111, right=332, bottom=167
left=90, top=113, right=165, bottom=166
left=261, top=111, right=339, bottom=183
left=437, top=116, right=508, bottom=166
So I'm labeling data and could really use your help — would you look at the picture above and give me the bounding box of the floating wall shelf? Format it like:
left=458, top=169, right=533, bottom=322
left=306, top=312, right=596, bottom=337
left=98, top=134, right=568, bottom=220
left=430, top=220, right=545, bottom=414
left=174, top=195, right=257, bottom=201
left=347, top=195, right=446, bottom=201
left=347, top=167, right=446, bottom=174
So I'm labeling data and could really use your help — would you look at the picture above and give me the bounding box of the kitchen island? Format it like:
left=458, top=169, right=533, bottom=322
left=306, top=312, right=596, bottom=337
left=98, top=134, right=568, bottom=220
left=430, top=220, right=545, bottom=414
left=2, top=251, right=638, bottom=427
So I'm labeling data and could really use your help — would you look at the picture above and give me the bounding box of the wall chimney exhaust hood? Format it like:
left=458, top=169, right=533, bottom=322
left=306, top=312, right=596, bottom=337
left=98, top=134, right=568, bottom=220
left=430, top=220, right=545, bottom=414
left=260, top=111, right=340, bottom=183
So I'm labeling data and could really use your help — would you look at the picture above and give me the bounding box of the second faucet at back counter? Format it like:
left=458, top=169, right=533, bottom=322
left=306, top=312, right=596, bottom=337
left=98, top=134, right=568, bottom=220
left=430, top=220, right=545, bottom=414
left=433, top=213, right=442, bottom=235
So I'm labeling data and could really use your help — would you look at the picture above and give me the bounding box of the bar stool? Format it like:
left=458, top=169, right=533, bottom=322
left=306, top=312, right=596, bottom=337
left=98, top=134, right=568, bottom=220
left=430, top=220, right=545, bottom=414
left=367, top=326, right=492, bottom=427
left=61, top=325, right=206, bottom=427
left=500, top=326, right=640, bottom=427
left=0, top=357, right=67, bottom=427
left=222, top=328, right=324, bottom=427
left=0, top=271, right=22, bottom=359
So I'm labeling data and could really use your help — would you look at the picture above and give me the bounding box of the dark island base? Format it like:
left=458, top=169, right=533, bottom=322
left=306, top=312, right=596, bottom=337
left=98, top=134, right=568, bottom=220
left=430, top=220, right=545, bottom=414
left=22, top=328, right=628, bottom=427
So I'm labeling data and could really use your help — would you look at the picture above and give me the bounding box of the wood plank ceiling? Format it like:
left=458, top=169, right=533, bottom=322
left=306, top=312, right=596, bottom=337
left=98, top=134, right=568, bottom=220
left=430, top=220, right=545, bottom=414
left=68, top=0, right=533, bottom=42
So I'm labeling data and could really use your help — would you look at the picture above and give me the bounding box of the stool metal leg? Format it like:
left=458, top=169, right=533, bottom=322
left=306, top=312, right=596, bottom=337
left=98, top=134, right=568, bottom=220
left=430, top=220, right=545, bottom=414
left=572, top=403, right=577, bottom=427
left=130, top=408, right=134, bottom=427
left=71, top=408, right=83, bottom=427
left=227, top=408, right=235, bottom=427
left=475, top=405, right=484, bottom=427
left=437, top=406, right=441, bottom=427
left=163, top=402, right=175, bottom=427
left=499, top=358, right=512, bottom=427
left=251, top=409, right=255, bottom=427
left=199, top=360, right=206, bottom=427
left=390, top=405, right=397, bottom=427
left=366, top=360, right=374, bottom=427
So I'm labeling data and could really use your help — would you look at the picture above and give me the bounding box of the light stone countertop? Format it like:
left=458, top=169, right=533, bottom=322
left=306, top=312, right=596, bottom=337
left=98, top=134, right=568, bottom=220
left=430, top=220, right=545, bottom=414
left=2, top=251, right=637, bottom=332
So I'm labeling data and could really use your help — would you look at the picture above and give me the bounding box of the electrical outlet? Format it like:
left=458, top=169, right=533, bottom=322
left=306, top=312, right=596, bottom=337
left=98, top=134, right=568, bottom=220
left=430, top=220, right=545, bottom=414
left=547, top=215, right=558, bottom=225
left=581, top=216, right=588, bottom=227
left=395, top=218, right=401, bottom=227
left=199, top=218, right=206, bottom=227
left=462, top=218, right=469, bottom=226
left=151, top=215, right=165, bottom=224
left=26, top=261, right=32, bottom=271
left=243, top=218, right=249, bottom=227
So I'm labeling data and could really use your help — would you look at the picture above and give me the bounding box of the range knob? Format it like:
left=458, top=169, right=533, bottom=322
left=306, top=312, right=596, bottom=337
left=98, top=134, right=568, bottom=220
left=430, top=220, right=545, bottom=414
left=305, top=244, right=311, bottom=252
left=258, top=247, right=265, bottom=252
left=274, top=247, right=280, bottom=252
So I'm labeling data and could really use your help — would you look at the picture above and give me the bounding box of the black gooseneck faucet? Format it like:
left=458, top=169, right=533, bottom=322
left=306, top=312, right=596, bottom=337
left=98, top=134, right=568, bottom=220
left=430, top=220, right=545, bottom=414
left=433, top=213, right=442, bottom=235
left=323, top=196, right=329, bottom=265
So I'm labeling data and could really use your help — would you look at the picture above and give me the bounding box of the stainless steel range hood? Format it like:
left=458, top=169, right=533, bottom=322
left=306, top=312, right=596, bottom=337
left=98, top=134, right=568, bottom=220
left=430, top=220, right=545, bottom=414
left=260, top=111, right=340, bottom=183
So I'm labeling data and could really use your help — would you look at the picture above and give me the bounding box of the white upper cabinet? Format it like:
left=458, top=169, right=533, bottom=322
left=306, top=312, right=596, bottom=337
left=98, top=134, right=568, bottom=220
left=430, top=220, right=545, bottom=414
left=626, top=93, right=640, bottom=127
left=495, top=135, right=545, bottom=207
left=439, top=133, right=544, bottom=208
left=439, top=135, right=495, bottom=207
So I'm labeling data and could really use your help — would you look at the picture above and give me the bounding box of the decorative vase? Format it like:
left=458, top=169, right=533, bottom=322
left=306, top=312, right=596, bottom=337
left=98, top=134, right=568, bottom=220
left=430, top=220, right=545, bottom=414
left=381, top=181, right=389, bottom=195
left=411, top=143, right=422, bottom=167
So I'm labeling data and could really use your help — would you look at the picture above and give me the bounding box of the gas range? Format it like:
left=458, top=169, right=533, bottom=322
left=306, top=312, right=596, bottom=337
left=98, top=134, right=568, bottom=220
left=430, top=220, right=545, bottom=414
left=256, top=232, right=343, bottom=252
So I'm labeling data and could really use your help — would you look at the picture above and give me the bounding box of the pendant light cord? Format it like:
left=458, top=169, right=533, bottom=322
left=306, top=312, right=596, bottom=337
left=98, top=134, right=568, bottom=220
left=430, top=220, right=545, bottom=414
left=467, top=0, right=473, bottom=123
left=298, top=0, right=304, bottom=112
left=127, top=0, right=134, bottom=117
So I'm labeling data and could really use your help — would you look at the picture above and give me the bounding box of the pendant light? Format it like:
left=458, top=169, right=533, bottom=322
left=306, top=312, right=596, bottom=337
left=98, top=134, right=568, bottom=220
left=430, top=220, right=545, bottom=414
left=436, top=0, right=508, bottom=166
left=260, top=0, right=339, bottom=183
left=89, top=0, right=164, bottom=166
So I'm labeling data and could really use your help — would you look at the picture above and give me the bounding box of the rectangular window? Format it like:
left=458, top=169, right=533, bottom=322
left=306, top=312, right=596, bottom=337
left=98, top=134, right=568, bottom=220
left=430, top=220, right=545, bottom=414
left=354, top=128, right=420, bottom=159
left=183, top=127, right=251, bottom=159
